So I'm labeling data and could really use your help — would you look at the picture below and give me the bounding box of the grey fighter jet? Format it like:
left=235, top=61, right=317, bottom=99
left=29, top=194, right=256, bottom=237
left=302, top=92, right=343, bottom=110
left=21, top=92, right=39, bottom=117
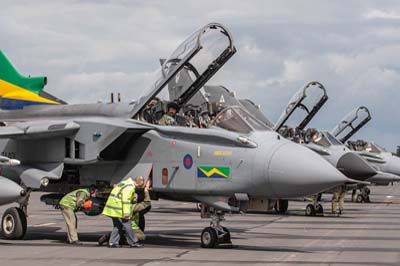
left=0, top=23, right=348, bottom=248
left=331, top=106, right=400, bottom=202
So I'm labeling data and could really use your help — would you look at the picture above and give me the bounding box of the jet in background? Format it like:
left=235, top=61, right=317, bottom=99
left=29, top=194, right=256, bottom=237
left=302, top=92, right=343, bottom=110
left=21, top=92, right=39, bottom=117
left=332, top=107, right=400, bottom=202
left=0, top=23, right=348, bottom=248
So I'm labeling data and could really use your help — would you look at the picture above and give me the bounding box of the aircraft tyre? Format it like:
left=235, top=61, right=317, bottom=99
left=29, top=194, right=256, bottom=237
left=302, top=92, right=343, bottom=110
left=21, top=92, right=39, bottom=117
left=305, top=204, right=316, bottom=216
left=274, top=199, right=289, bottom=214
left=201, top=227, right=218, bottom=248
left=356, top=194, right=365, bottom=203
left=1, top=207, right=27, bottom=240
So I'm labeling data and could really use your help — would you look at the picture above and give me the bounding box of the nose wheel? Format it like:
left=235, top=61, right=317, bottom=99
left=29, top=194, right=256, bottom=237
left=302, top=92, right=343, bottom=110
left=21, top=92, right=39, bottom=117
left=305, top=195, right=324, bottom=216
left=1, top=207, right=27, bottom=240
left=200, top=208, right=232, bottom=248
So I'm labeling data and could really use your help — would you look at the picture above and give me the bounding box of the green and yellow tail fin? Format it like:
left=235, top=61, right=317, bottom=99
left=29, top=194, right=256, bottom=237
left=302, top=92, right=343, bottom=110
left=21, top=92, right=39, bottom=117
left=0, top=50, right=63, bottom=109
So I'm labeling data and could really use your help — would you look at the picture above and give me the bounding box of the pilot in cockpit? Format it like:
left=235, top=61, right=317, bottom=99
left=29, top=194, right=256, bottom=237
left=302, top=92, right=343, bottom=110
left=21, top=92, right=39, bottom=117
left=159, top=101, right=180, bottom=126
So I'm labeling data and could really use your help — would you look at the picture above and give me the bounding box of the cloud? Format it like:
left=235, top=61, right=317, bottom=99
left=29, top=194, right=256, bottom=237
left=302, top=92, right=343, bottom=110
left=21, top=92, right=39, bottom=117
left=363, top=9, right=400, bottom=20
left=0, top=1, right=399, bottom=151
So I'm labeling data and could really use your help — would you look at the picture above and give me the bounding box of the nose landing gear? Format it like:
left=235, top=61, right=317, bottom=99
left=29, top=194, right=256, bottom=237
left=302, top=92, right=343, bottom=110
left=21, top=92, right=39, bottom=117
left=305, top=194, right=324, bottom=216
left=200, top=206, right=232, bottom=248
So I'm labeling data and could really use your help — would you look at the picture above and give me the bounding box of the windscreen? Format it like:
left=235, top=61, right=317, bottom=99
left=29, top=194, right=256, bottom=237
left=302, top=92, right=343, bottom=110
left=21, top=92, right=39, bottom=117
left=131, top=23, right=235, bottom=118
left=215, top=106, right=270, bottom=134
left=331, top=106, right=371, bottom=143
left=274, top=81, right=327, bottom=131
left=324, top=132, right=343, bottom=146
left=311, top=131, right=331, bottom=147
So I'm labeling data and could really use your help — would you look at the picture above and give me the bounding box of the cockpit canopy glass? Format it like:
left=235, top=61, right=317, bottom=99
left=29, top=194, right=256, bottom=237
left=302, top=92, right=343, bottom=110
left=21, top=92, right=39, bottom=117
left=366, top=143, right=386, bottom=153
left=131, top=23, right=235, bottom=118
left=215, top=106, right=271, bottom=134
left=274, top=81, right=327, bottom=131
left=331, top=106, right=371, bottom=142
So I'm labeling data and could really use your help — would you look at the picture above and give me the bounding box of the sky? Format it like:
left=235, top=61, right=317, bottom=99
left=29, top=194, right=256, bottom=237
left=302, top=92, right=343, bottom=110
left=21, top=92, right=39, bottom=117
left=1, top=0, right=399, bottom=151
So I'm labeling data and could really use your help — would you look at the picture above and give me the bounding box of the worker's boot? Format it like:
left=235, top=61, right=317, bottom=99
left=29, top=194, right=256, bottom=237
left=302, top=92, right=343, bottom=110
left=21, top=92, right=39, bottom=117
left=98, top=232, right=111, bottom=246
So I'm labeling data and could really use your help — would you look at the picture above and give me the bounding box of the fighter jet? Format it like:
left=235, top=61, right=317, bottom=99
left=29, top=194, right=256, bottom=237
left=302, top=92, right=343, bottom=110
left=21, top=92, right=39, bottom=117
left=0, top=23, right=348, bottom=248
left=332, top=108, right=400, bottom=202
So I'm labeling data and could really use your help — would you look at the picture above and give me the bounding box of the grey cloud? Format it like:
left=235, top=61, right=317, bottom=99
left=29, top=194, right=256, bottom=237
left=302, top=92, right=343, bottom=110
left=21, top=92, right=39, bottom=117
left=0, top=0, right=399, bottom=150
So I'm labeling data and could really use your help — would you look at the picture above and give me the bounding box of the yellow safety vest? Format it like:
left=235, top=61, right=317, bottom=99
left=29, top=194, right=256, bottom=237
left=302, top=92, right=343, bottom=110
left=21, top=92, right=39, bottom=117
left=59, top=188, right=90, bottom=211
left=102, top=179, right=135, bottom=218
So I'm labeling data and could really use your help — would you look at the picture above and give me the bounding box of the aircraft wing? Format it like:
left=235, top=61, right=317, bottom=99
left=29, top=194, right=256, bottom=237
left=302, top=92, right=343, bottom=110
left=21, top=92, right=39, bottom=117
left=0, top=120, right=80, bottom=139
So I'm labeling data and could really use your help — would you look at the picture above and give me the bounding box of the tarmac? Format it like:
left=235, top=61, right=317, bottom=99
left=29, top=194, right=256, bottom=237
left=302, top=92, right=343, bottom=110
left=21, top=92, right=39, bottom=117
left=1, top=184, right=400, bottom=266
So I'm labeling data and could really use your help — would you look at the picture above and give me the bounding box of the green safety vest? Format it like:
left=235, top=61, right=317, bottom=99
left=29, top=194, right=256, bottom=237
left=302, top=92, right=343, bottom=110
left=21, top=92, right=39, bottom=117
left=59, top=188, right=90, bottom=211
left=102, top=179, right=136, bottom=218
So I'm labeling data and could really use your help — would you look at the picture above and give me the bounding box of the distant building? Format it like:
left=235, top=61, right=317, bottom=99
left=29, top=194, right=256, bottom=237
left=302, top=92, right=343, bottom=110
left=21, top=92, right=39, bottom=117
left=397, top=146, right=400, bottom=156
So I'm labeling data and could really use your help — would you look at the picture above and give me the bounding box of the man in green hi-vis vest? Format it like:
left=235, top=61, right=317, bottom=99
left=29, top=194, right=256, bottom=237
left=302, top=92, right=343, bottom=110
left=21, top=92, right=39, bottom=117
left=59, top=185, right=98, bottom=244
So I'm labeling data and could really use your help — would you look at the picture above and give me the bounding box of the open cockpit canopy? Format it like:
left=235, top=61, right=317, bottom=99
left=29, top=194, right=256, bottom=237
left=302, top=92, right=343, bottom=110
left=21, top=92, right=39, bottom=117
left=131, top=23, right=236, bottom=119
left=274, top=81, right=327, bottom=132
left=331, top=106, right=371, bottom=143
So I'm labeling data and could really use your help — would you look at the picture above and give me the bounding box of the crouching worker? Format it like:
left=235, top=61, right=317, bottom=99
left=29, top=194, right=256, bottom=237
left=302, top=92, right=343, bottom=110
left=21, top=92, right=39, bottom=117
left=98, top=178, right=151, bottom=245
left=102, top=176, right=144, bottom=248
left=59, top=185, right=98, bottom=245
left=131, top=179, right=152, bottom=241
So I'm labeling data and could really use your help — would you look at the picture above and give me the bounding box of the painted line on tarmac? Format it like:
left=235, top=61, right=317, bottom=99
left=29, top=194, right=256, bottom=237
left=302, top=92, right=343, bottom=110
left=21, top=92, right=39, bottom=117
left=29, top=222, right=57, bottom=227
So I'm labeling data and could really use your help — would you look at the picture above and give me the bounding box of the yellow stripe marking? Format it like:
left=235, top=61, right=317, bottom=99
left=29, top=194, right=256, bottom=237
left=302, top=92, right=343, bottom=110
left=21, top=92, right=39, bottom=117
left=0, top=79, right=59, bottom=104
left=199, top=167, right=228, bottom=178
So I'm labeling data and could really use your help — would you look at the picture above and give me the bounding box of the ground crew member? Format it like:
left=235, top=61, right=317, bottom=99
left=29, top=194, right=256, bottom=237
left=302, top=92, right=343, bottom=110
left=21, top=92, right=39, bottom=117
left=102, top=176, right=144, bottom=248
left=332, top=185, right=346, bottom=215
left=97, top=178, right=151, bottom=246
left=131, top=179, right=151, bottom=241
left=159, top=101, right=179, bottom=126
left=59, top=185, right=98, bottom=244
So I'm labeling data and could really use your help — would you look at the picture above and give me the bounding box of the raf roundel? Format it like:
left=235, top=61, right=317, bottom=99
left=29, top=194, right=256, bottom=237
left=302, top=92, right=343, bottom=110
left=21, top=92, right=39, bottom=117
left=183, top=154, right=193, bottom=170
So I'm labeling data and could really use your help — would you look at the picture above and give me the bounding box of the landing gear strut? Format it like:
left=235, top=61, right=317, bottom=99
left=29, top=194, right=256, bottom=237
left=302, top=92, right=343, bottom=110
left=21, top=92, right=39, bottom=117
left=305, top=194, right=324, bottom=216
left=200, top=207, right=232, bottom=248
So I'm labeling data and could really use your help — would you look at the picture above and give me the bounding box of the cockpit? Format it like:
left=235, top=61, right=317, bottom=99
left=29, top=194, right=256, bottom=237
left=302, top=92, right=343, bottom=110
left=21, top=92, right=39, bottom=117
left=130, top=23, right=272, bottom=135
left=348, top=140, right=386, bottom=153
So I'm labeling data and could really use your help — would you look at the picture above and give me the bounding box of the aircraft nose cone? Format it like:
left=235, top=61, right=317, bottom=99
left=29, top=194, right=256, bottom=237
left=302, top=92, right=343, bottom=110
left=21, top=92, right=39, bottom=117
left=267, top=142, right=348, bottom=198
left=336, top=152, right=377, bottom=181
left=0, top=177, right=24, bottom=205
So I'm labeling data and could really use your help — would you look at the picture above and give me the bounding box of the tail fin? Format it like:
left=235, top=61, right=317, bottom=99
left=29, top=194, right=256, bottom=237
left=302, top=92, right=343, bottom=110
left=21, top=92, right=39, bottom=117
left=0, top=51, right=63, bottom=109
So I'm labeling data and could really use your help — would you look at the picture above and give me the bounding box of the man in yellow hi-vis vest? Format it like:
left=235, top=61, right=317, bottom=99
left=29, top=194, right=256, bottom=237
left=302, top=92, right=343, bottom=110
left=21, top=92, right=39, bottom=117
left=102, top=176, right=144, bottom=248
left=97, top=178, right=151, bottom=246
left=59, top=185, right=98, bottom=244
